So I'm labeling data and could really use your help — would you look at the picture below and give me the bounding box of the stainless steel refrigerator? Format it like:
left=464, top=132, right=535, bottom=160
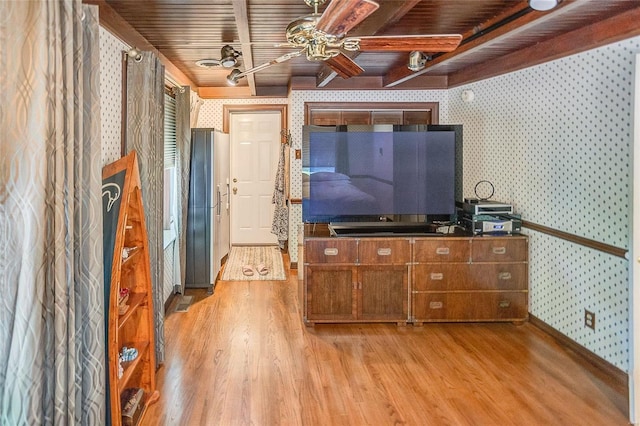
left=185, top=128, right=230, bottom=292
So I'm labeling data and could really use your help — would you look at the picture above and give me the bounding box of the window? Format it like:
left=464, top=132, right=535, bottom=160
left=163, top=91, right=177, bottom=247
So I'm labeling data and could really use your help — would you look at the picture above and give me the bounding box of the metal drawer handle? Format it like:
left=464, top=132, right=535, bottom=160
left=324, top=248, right=339, bottom=256
left=492, top=247, right=507, bottom=255
left=498, top=272, right=512, bottom=280
left=498, top=300, right=511, bottom=308
left=429, top=301, right=443, bottom=309
left=435, top=247, right=450, bottom=255
left=377, top=248, right=392, bottom=256
left=430, top=272, right=444, bottom=280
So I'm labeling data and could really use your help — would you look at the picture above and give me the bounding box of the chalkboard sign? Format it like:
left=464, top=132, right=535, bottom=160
left=102, top=167, right=126, bottom=426
left=103, top=170, right=126, bottom=294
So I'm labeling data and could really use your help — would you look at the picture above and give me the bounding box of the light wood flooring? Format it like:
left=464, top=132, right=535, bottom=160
left=144, top=265, right=629, bottom=425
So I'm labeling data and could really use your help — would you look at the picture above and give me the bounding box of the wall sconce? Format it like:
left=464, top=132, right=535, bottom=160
left=126, top=47, right=143, bottom=63
left=528, top=0, right=559, bottom=11
left=407, top=51, right=428, bottom=72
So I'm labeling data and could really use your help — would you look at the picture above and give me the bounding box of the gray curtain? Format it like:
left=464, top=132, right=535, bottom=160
left=0, top=2, right=105, bottom=424
left=175, top=86, right=191, bottom=294
left=124, top=51, right=166, bottom=364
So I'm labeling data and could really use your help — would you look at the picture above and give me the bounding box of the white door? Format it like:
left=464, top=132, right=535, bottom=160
left=230, top=111, right=281, bottom=245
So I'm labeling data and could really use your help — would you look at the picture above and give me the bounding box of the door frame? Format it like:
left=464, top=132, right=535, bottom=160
left=223, top=104, right=288, bottom=245
left=223, top=104, right=288, bottom=134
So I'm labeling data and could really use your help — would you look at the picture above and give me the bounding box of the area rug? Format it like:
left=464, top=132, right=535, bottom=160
left=221, top=246, right=286, bottom=281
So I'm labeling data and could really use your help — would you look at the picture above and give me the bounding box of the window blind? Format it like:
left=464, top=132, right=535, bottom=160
left=164, top=93, right=177, bottom=168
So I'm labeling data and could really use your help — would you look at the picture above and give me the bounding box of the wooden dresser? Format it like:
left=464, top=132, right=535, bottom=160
left=302, top=233, right=528, bottom=326
left=412, top=235, right=528, bottom=325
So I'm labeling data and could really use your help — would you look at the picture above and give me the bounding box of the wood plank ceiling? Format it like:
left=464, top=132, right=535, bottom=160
left=93, top=0, right=640, bottom=98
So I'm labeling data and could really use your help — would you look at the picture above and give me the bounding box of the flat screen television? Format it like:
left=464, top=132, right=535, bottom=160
left=302, top=124, right=463, bottom=224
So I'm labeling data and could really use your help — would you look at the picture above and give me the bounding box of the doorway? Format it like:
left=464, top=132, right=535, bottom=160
left=226, top=107, right=286, bottom=245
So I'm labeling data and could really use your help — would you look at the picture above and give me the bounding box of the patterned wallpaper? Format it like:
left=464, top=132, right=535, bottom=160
left=196, top=97, right=289, bottom=129
left=100, top=22, right=636, bottom=371
left=447, top=36, right=640, bottom=371
left=99, top=28, right=126, bottom=166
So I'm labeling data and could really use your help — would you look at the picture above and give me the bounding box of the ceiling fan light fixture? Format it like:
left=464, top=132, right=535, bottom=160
left=226, top=68, right=243, bottom=86
left=408, top=51, right=427, bottom=72
left=528, top=0, right=558, bottom=11
left=220, top=45, right=239, bottom=68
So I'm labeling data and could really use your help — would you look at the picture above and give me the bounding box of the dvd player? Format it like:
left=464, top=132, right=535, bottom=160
left=462, top=200, right=513, bottom=215
left=458, top=212, right=522, bottom=235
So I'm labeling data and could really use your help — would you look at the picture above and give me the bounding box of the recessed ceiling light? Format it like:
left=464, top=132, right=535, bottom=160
left=528, top=0, right=558, bottom=11
left=196, top=59, right=221, bottom=68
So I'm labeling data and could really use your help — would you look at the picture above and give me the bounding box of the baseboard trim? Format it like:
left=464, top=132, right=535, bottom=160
left=529, top=314, right=628, bottom=397
left=164, top=292, right=178, bottom=315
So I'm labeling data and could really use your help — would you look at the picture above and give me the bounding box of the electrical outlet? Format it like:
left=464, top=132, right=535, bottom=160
left=584, top=309, right=596, bottom=331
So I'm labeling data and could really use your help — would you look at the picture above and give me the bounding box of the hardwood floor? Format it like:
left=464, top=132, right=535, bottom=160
left=144, top=267, right=629, bottom=425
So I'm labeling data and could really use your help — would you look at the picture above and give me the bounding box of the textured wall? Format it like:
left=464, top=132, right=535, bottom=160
left=447, top=36, right=640, bottom=371
left=196, top=97, right=289, bottom=129
left=99, top=28, right=125, bottom=166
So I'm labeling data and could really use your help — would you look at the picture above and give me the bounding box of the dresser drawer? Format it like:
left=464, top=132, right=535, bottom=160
left=412, top=291, right=528, bottom=321
left=413, top=238, right=470, bottom=262
left=468, top=264, right=528, bottom=290
left=359, top=239, right=411, bottom=264
left=413, top=264, right=470, bottom=291
left=305, top=239, right=357, bottom=264
left=471, top=238, right=527, bottom=262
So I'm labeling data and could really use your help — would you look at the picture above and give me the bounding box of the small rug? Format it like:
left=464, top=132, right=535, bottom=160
left=221, top=246, right=286, bottom=281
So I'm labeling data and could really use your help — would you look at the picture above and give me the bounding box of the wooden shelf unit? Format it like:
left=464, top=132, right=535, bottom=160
left=103, top=151, right=159, bottom=426
left=303, top=234, right=528, bottom=326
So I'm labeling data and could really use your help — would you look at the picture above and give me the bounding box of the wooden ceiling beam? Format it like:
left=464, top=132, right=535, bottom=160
left=382, top=0, right=538, bottom=87
left=316, top=0, right=421, bottom=88
left=293, top=75, right=447, bottom=91
left=231, top=0, right=257, bottom=96
left=447, top=4, right=640, bottom=88
left=198, top=86, right=253, bottom=99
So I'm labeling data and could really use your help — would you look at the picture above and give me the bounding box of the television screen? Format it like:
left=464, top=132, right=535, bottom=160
left=302, top=125, right=461, bottom=223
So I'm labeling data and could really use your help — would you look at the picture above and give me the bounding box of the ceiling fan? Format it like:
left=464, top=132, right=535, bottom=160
left=227, top=0, right=463, bottom=85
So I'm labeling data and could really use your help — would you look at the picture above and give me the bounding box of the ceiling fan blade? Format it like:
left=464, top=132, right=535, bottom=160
left=325, top=53, right=364, bottom=79
left=350, top=35, right=463, bottom=52
left=316, top=0, right=379, bottom=36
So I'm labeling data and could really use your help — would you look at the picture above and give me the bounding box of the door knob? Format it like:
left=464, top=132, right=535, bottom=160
left=233, top=178, right=238, bottom=183
left=233, top=187, right=238, bottom=194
